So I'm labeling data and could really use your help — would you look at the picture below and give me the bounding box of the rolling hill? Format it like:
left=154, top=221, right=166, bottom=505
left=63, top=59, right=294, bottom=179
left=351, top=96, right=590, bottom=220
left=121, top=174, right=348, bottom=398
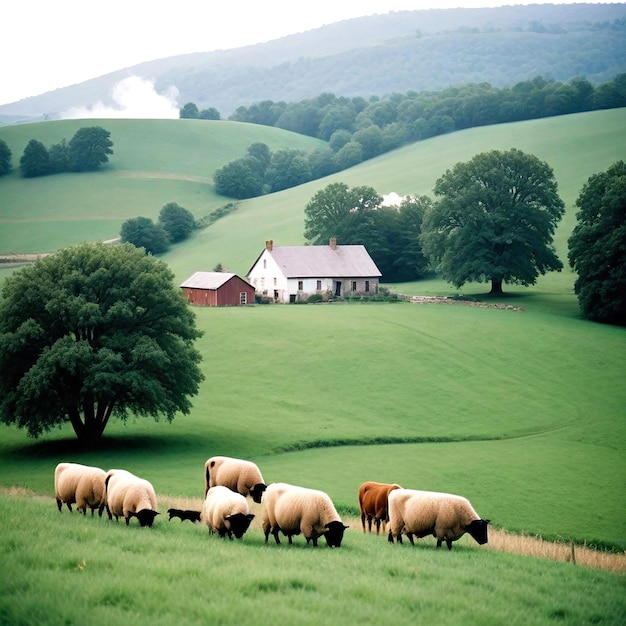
left=1, top=3, right=625, bottom=120
left=1, top=107, right=625, bottom=293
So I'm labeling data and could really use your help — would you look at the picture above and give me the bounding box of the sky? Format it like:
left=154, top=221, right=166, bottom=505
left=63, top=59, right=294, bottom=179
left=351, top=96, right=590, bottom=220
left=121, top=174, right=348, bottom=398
left=1, top=0, right=610, bottom=109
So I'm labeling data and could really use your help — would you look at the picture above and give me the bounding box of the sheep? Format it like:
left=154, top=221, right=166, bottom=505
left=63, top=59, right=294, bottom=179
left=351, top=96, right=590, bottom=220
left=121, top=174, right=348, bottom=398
left=358, top=481, right=402, bottom=534
left=105, top=469, right=160, bottom=527
left=261, top=482, right=348, bottom=547
left=204, top=455, right=266, bottom=503
left=167, top=508, right=202, bottom=523
left=387, top=488, right=490, bottom=550
left=202, top=485, right=254, bottom=539
left=54, top=462, right=107, bottom=516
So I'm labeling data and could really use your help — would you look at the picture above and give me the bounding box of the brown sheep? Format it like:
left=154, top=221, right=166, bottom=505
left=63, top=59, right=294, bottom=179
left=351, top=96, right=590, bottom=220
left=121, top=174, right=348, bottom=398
left=358, top=481, right=402, bottom=534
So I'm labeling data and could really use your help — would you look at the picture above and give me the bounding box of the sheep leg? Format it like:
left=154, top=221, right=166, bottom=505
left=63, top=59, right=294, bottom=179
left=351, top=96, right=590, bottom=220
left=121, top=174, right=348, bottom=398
left=56, top=498, right=62, bottom=512
left=406, top=533, right=415, bottom=546
left=66, top=502, right=73, bottom=512
left=272, top=527, right=281, bottom=545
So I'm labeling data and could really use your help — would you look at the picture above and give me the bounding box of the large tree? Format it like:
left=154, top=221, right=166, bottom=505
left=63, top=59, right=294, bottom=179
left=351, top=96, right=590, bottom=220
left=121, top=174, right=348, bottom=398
left=0, top=243, right=204, bottom=444
left=568, top=160, right=626, bottom=326
left=421, top=148, right=565, bottom=294
left=304, top=182, right=382, bottom=245
left=67, top=126, right=114, bottom=172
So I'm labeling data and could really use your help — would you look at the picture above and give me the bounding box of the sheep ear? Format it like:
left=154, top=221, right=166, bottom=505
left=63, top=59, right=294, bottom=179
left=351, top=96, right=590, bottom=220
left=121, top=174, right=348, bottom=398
left=247, top=514, right=255, bottom=521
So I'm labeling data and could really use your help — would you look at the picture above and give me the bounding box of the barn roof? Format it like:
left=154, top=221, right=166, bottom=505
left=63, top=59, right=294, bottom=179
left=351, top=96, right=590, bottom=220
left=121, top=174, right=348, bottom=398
left=250, top=243, right=382, bottom=278
left=180, top=272, right=250, bottom=290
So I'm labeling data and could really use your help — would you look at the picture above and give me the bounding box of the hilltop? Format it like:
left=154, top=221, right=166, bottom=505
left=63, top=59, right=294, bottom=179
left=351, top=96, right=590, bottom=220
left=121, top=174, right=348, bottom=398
left=1, top=3, right=625, bottom=121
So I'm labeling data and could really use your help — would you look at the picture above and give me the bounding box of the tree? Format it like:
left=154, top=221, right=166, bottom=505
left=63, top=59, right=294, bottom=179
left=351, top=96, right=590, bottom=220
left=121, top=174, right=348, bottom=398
left=67, top=126, right=114, bottom=172
left=20, top=139, right=50, bottom=177
left=199, top=107, right=221, bottom=120
left=120, top=217, right=170, bottom=254
left=214, top=157, right=264, bottom=199
left=0, top=243, right=204, bottom=443
left=159, top=202, right=195, bottom=243
left=48, top=139, right=69, bottom=174
left=265, top=149, right=312, bottom=192
left=568, top=160, right=626, bottom=326
left=180, top=102, right=199, bottom=119
left=421, top=148, right=565, bottom=294
left=0, top=139, right=11, bottom=175
left=304, top=182, right=382, bottom=245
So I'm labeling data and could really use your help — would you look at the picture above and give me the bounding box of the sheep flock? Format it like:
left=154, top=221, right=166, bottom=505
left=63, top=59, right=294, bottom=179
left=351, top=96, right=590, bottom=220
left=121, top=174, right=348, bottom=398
left=53, top=456, right=490, bottom=550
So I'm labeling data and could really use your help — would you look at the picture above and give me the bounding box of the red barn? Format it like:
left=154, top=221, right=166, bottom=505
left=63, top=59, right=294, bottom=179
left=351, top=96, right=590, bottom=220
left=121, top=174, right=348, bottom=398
left=180, top=272, right=255, bottom=306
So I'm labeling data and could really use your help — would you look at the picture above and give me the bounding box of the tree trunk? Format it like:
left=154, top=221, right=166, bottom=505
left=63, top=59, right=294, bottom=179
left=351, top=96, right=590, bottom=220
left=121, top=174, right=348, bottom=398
left=490, top=276, right=503, bottom=295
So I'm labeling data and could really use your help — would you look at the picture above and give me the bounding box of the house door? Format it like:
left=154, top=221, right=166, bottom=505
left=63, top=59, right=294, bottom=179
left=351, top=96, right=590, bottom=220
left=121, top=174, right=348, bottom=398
left=334, top=281, right=342, bottom=297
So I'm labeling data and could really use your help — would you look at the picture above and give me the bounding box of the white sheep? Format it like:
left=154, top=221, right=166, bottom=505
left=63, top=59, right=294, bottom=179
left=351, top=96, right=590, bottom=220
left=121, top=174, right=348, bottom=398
left=202, top=485, right=255, bottom=539
left=387, top=488, right=490, bottom=550
left=204, top=456, right=266, bottom=503
left=105, top=469, right=160, bottom=527
left=54, top=462, right=107, bottom=516
left=261, top=482, right=348, bottom=547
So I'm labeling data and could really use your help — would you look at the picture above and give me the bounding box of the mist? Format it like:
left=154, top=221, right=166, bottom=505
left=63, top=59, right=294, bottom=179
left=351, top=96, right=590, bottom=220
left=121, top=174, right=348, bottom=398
left=62, top=76, right=179, bottom=119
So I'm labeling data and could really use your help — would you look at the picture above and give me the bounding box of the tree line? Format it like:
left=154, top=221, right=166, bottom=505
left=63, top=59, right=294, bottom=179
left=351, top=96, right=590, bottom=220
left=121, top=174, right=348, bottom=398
left=204, top=73, right=626, bottom=200
left=304, top=150, right=625, bottom=326
left=0, top=126, right=114, bottom=178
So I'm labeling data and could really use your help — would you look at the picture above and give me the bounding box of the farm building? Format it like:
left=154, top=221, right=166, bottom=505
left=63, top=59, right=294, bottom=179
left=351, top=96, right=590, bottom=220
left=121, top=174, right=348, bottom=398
left=180, top=272, right=255, bottom=306
left=247, top=238, right=382, bottom=303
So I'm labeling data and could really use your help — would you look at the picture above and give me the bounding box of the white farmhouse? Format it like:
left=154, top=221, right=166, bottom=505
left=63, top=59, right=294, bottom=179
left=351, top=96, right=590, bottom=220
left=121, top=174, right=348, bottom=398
left=247, top=238, right=382, bottom=303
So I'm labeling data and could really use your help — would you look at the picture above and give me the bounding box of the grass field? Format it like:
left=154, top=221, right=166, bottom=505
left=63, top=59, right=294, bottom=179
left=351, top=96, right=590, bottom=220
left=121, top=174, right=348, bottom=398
left=0, top=110, right=625, bottom=624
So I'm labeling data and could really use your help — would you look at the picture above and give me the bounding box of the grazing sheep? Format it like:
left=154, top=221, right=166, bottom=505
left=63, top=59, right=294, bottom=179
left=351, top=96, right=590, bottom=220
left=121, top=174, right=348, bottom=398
left=358, top=481, right=402, bottom=534
left=204, top=455, right=266, bottom=503
left=262, top=482, right=348, bottom=548
left=202, top=485, right=254, bottom=539
left=167, top=508, right=201, bottom=523
left=54, top=462, right=107, bottom=516
left=105, top=469, right=160, bottom=527
left=387, top=489, right=490, bottom=550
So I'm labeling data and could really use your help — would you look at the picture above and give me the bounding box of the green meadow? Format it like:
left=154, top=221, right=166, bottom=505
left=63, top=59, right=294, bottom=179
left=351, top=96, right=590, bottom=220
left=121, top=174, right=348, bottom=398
left=0, top=109, right=625, bottom=624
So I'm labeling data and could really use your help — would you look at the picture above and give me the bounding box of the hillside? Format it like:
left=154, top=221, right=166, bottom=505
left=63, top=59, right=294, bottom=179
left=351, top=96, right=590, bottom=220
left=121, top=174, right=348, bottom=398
left=1, top=108, right=625, bottom=292
left=1, top=3, right=625, bottom=121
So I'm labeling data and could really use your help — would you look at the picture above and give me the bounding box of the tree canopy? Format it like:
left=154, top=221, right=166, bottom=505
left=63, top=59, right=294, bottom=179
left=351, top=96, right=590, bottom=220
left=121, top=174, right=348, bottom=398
left=159, top=202, right=195, bottom=243
left=67, top=126, right=114, bottom=172
left=0, top=139, right=11, bottom=175
left=20, top=139, right=50, bottom=177
left=568, top=160, right=626, bottom=326
left=420, top=148, right=565, bottom=294
left=0, top=243, right=204, bottom=444
left=120, top=216, right=170, bottom=254
left=303, top=183, right=430, bottom=281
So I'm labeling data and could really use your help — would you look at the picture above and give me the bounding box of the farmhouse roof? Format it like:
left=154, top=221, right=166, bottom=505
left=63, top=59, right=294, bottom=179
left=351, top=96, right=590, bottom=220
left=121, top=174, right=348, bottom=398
left=180, top=272, right=248, bottom=290
left=250, top=239, right=382, bottom=278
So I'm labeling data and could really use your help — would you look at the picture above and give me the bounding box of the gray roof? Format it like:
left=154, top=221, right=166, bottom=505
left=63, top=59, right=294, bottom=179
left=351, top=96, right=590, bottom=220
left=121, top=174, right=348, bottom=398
left=180, top=272, right=238, bottom=290
left=268, top=245, right=381, bottom=278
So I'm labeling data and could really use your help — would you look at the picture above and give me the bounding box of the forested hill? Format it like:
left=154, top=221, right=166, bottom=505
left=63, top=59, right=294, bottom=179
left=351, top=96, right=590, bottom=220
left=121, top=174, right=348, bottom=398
left=1, top=3, right=625, bottom=119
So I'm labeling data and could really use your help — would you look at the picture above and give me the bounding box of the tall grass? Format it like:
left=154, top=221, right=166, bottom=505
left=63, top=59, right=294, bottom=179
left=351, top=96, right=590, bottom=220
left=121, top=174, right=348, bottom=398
left=1, top=495, right=624, bottom=626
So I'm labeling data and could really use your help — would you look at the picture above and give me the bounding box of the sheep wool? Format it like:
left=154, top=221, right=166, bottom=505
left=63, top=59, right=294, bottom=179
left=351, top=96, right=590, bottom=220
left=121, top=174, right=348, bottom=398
left=54, top=462, right=107, bottom=516
left=388, top=488, right=490, bottom=550
left=202, top=485, right=254, bottom=539
left=262, top=482, right=348, bottom=547
left=105, top=469, right=160, bottom=527
left=204, top=455, right=266, bottom=503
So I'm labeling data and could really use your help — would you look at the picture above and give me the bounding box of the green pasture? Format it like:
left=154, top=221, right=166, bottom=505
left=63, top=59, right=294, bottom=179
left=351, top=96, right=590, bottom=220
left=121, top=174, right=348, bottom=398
left=1, top=304, right=624, bottom=548
left=2, top=496, right=624, bottom=626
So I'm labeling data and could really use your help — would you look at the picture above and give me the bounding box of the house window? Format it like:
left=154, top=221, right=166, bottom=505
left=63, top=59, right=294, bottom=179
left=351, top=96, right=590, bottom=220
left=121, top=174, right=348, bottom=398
left=298, top=280, right=303, bottom=291
left=263, top=259, right=267, bottom=269
left=274, top=277, right=277, bottom=286
left=316, top=280, right=322, bottom=291
left=365, top=280, right=370, bottom=292
left=240, top=292, right=247, bottom=305
left=351, top=281, right=357, bottom=291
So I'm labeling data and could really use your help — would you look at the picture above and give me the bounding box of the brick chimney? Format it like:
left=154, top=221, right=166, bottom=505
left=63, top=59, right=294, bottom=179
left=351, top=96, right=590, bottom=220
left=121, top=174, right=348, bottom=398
left=329, top=237, right=337, bottom=250
left=265, top=240, right=273, bottom=251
